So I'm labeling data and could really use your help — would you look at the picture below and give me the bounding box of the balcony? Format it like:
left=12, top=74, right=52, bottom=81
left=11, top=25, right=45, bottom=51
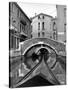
left=20, top=32, right=27, bottom=37
left=20, top=31, right=28, bottom=41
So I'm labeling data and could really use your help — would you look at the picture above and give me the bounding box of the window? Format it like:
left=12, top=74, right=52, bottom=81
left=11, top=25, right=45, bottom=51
left=20, top=24, right=21, bottom=32
left=31, top=34, right=32, bottom=38
left=38, top=32, right=40, bottom=37
left=20, top=13, right=21, bottom=18
left=42, top=32, right=45, bottom=37
left=64, top=7, right=66, bottom=17
left=17, top=38, right=19, bottom=49
left=53, top=22, right=56, bottom=30
left=64, top=23, right=66, bottom=32
left=12, top=35, right=13, bottom=48
left=13, top=36, right=16, bottom=49
left=53, top=32, right=56, bottom=40
left=38, top=16, right=40, bottom=19
left=19, top=11, right=21, bottom=18
left=22, top=26, right=23, bottom=31
left=22, top=25, right=25, bottom=32
left=42, top=22, right=45, bottom=30
left=42, top=16, right=44, bottom=19
left=17, top=9, right=19, bottom=17
left=38, top=22, right=40, bottom=30
left=20, top=23, right=25, bottom=32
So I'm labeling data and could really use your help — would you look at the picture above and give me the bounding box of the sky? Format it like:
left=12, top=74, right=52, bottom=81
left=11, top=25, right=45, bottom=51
left=17, top=2, right=57, bottom=18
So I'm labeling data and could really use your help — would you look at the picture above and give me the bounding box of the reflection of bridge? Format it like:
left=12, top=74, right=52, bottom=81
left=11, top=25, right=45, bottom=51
left=9, top=38, right=66, bottom=88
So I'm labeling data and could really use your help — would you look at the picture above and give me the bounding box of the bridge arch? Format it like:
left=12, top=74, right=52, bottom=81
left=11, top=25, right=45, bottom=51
left=19, top=38, right=65, bottom=56
left=22, top=43, right=58, bottom=56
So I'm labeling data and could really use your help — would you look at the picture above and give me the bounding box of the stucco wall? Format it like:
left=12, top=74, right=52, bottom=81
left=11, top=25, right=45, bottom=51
left=56, top=5, right=66, bottom=42
left=31, top=14, right=53, bottom=38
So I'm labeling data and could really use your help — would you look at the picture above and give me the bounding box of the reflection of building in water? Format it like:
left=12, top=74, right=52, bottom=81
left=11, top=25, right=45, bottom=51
left=56, top=5, right=66, bottom=42
left=9, top=2, right=32, bottom=50
left=31, top=13, right=53, bottom=39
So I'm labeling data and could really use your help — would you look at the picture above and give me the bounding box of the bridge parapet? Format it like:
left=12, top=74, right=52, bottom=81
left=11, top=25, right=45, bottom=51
left=19, top=38, right=66, bottom=56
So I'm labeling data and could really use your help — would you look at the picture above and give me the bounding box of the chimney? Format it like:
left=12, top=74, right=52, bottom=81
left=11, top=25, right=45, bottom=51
left=35, top=13, right=37, bottom=16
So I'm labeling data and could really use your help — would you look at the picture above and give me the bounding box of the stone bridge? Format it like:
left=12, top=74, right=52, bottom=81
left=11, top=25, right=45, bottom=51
left=19, top=38, right=66, bottom=56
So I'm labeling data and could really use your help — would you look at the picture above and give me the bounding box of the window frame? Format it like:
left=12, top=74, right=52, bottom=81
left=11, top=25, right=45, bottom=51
left=42, top=22, right=45, bottom=30
left=38, top=22, right=40, bottom=30
left=38, top=32, right=40, bottom=37
left=42, top=32, right=45, bottom=37
left=42, top=16, right=44, bottom=19
left=38, top=16, right=40, bottom=19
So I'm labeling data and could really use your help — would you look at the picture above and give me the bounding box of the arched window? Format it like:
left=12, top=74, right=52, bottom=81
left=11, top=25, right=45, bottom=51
left=38, top=22, right=40, bottom=30
left=53, top=22, right=56, bottom=30
left=42, top=22, right=44, bottom=30
left=42, top=16, right=44, bottom=19
left=38, top=16, right=40, bottom=19
left=42, top=32, right=45, bottom=37
left=38, top=32, right=40, bottom=37
left=53, top=32, right=56, bottom=40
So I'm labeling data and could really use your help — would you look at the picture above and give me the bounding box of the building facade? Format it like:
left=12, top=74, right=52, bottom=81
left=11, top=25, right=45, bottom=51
left=31, top=13, right=53, bottom=39
left=9, top=2, right=32, bottom=50
left=56, top=5, right=66, bottom=42
left=52, top=18, right=57, bottom=40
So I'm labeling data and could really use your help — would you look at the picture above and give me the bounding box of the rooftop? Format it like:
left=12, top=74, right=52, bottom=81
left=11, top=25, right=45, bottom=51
left=31, top=13, right=53, bottom=19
